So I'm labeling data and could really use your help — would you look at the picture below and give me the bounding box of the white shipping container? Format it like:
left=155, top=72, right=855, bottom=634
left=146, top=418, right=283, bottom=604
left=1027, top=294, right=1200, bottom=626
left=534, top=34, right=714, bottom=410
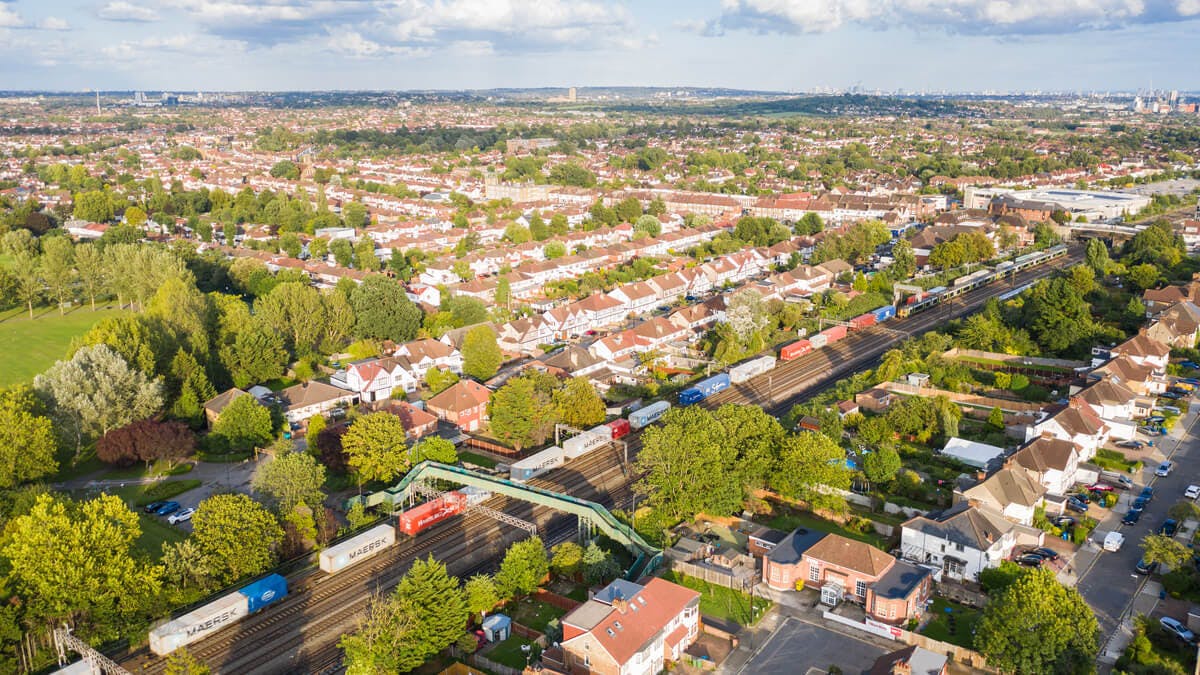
left=730, top=356, right=776, bottom=384
left=809, top=333, right=828, bottom=349
left=563, top=428, right=610, bottom=459
left=510, top=446, right=567, bottom=481
left=458, top=486, right=492, bottom=506
left=52, top=661, right=100, bottom=675
left=629, top=401, right=671, bottom=430
left=150, top=592, right=249, bottom=656
left=319, top=524, right=397, bottom=575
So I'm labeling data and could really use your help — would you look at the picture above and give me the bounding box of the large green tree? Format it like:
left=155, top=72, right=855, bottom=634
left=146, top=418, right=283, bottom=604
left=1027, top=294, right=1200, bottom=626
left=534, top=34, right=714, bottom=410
left=495, top=537, right=550, bottom=599
left=975, top=568, right=1098, bottom=674
left=552, top=377, right=606, bottom=429
left=461, top=325, right=502, bottom=381
left=770, top=431, right=853, bottom=512
left=341, top=412, right=410, bottom=484
left=634, top=406, right=744, bottom=523
left=349, top=275, right=423, bottom=343
left=191, top=493, right=284, bottom=586
left=212, top=393, right=274, bottom=451
left=252, top=451, right=327, bottom=513
left=0, top=386, right=58, bottom=487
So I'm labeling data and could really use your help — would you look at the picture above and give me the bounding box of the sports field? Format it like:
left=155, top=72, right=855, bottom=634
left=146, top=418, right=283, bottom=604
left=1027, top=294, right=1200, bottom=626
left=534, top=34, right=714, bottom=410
left=0, top=305, right=126, bottom=388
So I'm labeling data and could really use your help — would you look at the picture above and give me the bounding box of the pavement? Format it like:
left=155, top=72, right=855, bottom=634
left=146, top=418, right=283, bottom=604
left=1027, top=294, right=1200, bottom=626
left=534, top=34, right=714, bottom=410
left=1072, top=400, right=1200, bottom=662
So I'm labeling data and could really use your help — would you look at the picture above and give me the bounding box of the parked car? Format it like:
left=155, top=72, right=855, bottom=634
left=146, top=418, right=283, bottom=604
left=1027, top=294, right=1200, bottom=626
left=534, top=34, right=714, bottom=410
left=1141, top=486, right=1156, bottom=502
left=1133, top=496, right=1151, bottom=511
left=1161, top=391, right=1184, bottom=400
left=1086, top=484, right=1115, bottom=493
left=1051, top=515, right=1077, bottom=528
left=1027, top=547, right=1060, bottom=561
left=1179, top=361, right=1200, bottom=370
left=1157, top=461, right=1175, bottom=477
left=1147, top=416, right=1167, bottom=424
left=1117, top=440, right=1146, bottom=449
left=1123, top=509, right=1143, bottom=525
left=1185, top=485, right=1200, bottom=500
left=1015, top=553, right=1044, bottom=567
left=1066, top=497, right=1090, bottom=513
left=167, top=507, right=195, bottom=524
left=1160, top=519, right=1179, bottom=537
left=143, top=501, right=168, bottom=514
left=1161, top=617, right=1196, bottom=643
left=1136, top=558, right=1160, bottom=575
left=154, top=501, right=181, bottom=516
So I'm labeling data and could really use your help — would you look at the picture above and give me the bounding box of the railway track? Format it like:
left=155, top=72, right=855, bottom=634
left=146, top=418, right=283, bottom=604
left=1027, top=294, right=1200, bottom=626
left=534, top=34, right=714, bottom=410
left=119, top=245, right=1081, bottom=673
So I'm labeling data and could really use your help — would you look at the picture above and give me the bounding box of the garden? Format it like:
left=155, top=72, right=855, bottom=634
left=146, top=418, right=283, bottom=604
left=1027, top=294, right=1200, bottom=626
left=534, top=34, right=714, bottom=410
left=919, top=597, right=982, bottom=649
left=659, top=570, right=771, bottom=627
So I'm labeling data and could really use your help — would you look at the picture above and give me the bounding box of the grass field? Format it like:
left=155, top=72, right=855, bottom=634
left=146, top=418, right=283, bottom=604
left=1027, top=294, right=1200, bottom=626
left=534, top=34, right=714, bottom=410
left=0, top=304, right=126, bottom=388
left=920, top=597, right=981, bottom=649
left=136, top=513, right=186, bottom=560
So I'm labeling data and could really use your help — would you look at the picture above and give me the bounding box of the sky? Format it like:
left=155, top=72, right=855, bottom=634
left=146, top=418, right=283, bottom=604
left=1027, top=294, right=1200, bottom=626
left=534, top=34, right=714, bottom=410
left=0, top=0, right=1198, bottom=93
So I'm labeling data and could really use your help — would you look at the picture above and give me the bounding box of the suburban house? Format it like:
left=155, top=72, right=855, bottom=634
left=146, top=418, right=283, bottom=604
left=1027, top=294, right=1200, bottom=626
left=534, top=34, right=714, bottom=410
left=277, top=381, right=356, bottom=424
left=1089, top=355, right=1168, bottom=396
left=1072, top=380, right=1138, bottom=440
left=869, top=645, right=950, bottom=675
left=547, top=577, right=701, bottom=675
left=202, top=388, right=249, bottom=427
left=1109, top=332, right=1170, bottom=373
left=333, top=357, right=421, bottom=402
left=958, top=468, right=1046, bottom=526
left=1144, top=301, right=1200, bottom=348
left=394, top=338, right=464, bottom=378
left=425, top=379, right=492, bottom=432
left=1023, top=402, right=1109, bottom=461
left=375, top=400, right=439, bottom=441
left=855, top=388, right=895, bottom=413
left=900, top=502, right=1018, bottom=581
left=1007, top=436, right=1081, bottom=495
left=763, top=531, right=931, bottom=626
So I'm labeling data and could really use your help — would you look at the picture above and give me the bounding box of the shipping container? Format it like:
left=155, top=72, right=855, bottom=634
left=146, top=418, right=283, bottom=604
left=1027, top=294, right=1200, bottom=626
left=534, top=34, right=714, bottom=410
left=849, top=313, right=876, bottom=330
left=871, top=305, right=896, bottom=323
left=629, top=401, right=671, bottom=430
left=562, top=428, right=611, bottom=459
left=780, top=340, right=813, bottom=361
left=606, top=418, right=631, bottom=439
left=820, top=325, right=848, bottom=343
left=680, top=373, right=730, bottom=405
left=730, top=356, right=776, bottom=384
left=458, top=486, right=492, bottom=506
left=238, top=574, right=288, bottom=614
left=809, top=333, right=828, bottom=349
left=509, top=446, right=566, bottom=482
left=320, top=524, right=397, bottom=574
left=399, top=495, right=465, bottom=536
left=150, top=592, right=249, bottom=656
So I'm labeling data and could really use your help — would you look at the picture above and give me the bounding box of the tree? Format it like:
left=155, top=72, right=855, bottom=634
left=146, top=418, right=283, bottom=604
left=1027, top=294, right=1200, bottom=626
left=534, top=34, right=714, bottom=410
left=503, top=222, right=532, bottom=244
left=3, top=493, right=162, bottom=628
left=315, top=425, right=350, bottom=474
left=39, top=236, right=75, bottom=315
left=553, top=377, right=606, bottom=429
left=614, top=197, right=642, bottom=223
left=544, top=240, right=567, bottom=259
left=330, top=238, right=354, bottom=267
left=350, top=275, right=423, bottom=343
left=1023, top=278, right=1094, bottom=353
left=771, top=431, right=852, bottom=512
left=169, top=350, right=216, bottom=429
left=975, top=568, right=1098, bottom=674
left=634, top=214, right=662, bottom=238
left=462, top=325, right=502, bottom=381
left=221, top=322, right=289, bottom=389
left=341, top=591, right=419, bottom=674
left=212, top=393, right=273, bottom=451
left=97, top=418, right=194, bottom=469
left=1067, top=264, right=1095, bottom=296
left=1141, top=534, right=1192, bottom=570
left=495, top=536, right=550, bottom=599
left=1085, top=238, right=1111, bottom=275
left=582, top=542, right=621, bottom=586
left=413, top=437, right=457, bottom=464
left=343, top=201, right=368, bottom=229
left=269, top=160, right=300, bottom=180
left=988, top=406, right=1005, bottom=430
left=424, top=366, right=459, bottom=395
left=354, top=237, right=380, bottom=271
left=862, top=446, right=901, bottom=485
left=1125, top=220, right=1184, bottom=269
left=10, top=250, right=42, bottom=318
left=256, top=282, right=350, bottom=356
left=0, top=386, right=58, bottom=487
left=488, top=376, right=555, bottom=452
left=1127, top=263, right=1162, bottom=292
left=35, top=344, right=164, bottom=453
left=634, top=406, right=744, bottom=523
left=306, top=414, right=327, bottom=449
left=164, top=648, right=211, bottom=675
left=550, top=542, right=584, bottom=578
left=73, top=190, right=115, bottom=222
left=124, top=206, right=148, bottom=228
left=252, top=451, right=327, bottom=513
left=278, top=232, right=303, bottom=258
left=74, top=243, right=107, bottom=311
left=464, top=574, right=500, bottom=620
left=528, top=211, right=550, bottom=241
left=191, top=493, right=284, bottom=586
left=341, top=412, right=410, bottom=484
left=725, top=290, right=769, bottom=348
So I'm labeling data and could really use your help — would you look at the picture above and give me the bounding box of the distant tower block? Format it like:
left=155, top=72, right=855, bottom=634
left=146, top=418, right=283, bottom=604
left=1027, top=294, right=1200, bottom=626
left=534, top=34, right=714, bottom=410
left=568, top=87, right=577, bottom=102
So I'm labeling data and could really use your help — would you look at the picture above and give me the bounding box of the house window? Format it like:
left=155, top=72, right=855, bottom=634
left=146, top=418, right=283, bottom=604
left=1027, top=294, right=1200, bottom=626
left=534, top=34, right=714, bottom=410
left=855, top=580, right=867, bottom=598
left=809, top=563, right=820, bottom=582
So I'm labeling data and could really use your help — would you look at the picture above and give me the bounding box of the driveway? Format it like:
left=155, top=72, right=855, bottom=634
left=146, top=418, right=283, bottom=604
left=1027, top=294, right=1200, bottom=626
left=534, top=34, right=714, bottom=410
left=735, top=617, right=888, bottom=675
left=1075, top=401, right=1200, bottom=652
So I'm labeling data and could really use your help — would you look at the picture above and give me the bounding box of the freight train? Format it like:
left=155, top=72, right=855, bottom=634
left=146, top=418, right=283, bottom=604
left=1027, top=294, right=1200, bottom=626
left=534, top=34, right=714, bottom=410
left=780, top=303, right=896, bottom=362
left=509, top=413, right=641, bottom=483
left=897, top=244, right=1067, bottom=317
left=149, top=574, right=289, bottom=656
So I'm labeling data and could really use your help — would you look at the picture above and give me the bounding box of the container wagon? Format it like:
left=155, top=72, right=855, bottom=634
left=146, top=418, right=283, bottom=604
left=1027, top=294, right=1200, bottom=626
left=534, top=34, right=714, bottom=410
left=871, top=305, right=896, bottom=323
left=149, top=574, right=288, bottom=656
left=320, top=524, right=396, bottom=574
left=458, top=486, right=493, bottom=506
left=679, top=373, right=731, bottom=405
left=509, top=446, right=567, bottom=482
left=730, top=355, right=777, bottom=384
left=606, top=418, right=631, bottom=439
left=629, top=401, right=671, bottom=430
left=562, top=427, right=611, bottom=459
left=399, top=493, right=465, bottom=536
left=849, top=313, right=876, bottom=330
left=780, top=340, right=812, bottom=361
left=809, top=333, right=829, bottom=349
left=819, top=325, right=848, bottom=344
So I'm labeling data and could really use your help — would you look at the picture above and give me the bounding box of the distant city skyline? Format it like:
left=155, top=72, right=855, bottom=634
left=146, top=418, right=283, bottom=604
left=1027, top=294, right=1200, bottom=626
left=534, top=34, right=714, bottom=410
left=1, top=0, right=1198, bottom=92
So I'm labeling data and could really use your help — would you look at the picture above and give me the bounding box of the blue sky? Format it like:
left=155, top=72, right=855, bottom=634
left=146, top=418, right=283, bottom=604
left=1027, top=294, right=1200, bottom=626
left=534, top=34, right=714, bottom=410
left=1, top=0, right=1198, bottom=92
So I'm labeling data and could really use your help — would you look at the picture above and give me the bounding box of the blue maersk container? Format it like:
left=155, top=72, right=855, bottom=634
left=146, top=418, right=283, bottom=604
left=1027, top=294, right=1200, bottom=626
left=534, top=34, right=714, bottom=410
left=238, top=574, right=288, bottom=614
left=680, top=373, right=731, bottom=405
left=871, top=305, right=896, bottom=323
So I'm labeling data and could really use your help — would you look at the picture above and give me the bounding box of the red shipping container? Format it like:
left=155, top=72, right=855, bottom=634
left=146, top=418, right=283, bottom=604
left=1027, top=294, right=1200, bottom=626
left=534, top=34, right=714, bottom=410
left=607, top=418, right=631, bottom=439
left=850, top=313, right=877, bottom=330
left=820, top=325, right=848, bottom=343
left=780, top=340, right=813, bottom=361
left=399, top=496, right=464, bottom=536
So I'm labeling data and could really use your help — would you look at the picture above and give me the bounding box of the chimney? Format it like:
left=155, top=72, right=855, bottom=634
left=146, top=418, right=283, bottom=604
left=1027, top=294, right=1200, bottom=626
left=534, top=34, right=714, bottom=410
left=613, top=599, right=628, bottom=614
left=975, top=470, right=987, bottom=482
left=891, top=661, right=912, bottom=675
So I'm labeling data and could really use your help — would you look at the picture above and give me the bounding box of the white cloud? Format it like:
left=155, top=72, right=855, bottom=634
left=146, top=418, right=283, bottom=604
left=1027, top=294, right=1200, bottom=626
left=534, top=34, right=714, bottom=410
left=102, top=34, right=248, bottom=61
left=707, top=0, right=1200, bottom=35
left=0, top=4, right=24, bottom=28
left=38, top=17, right=70, bottom=31
left=323, top=26, right=432, bottom=58
left=99, top=1, right=162, bottom=22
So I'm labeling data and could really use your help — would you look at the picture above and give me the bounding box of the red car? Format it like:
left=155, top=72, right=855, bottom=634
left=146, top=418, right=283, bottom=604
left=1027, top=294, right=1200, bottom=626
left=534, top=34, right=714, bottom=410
left=1086, top=484, right=1115, bottom=493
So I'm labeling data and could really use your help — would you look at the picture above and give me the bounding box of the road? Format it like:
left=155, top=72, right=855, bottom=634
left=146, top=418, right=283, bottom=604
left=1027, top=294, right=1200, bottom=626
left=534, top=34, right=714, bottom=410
left=1075, top=401, right=1200, bottom=649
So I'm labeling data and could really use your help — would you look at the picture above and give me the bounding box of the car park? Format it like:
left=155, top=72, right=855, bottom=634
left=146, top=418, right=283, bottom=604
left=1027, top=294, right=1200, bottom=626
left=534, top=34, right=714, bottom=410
left=168, top=507, right=195, bottom=524
left=1160, top=519, right=1179, bottom=537
left=1161, top=617, right=1196, bottom=643
left=144, top=501, right=168, bottom=514
left=1157, top=461, right=1175, bottom=477
left=155, top=501, right=181, bottom=516
left=1015, top=553, right=1044, bottom=567
left=1186, top=485, right=1200, bottom=500
left=1136, top=558, right=1160, bottom=575
left=1123, top=508, right=1144, bottom=525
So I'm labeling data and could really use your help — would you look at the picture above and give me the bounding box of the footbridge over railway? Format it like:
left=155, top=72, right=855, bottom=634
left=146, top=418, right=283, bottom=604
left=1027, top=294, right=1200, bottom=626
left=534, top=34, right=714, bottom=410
left=349, top=461, right=663, bottom=579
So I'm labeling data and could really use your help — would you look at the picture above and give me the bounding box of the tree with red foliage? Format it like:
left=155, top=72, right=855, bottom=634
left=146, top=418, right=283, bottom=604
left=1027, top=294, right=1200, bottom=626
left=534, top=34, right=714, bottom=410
left=97, top=418, right=195, bottom=469
left=315, top=424, right=350, bottom=474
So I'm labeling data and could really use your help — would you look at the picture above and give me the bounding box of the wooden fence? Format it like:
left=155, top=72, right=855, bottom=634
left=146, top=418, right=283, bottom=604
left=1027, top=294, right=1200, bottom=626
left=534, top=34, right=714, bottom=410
left=532, top=589, right=582, bottom=612
left=448, top=646, right=523, bottom=675
left=463, top=436, right=522, bottom=457
left=671, top=560, right=756, bottom=592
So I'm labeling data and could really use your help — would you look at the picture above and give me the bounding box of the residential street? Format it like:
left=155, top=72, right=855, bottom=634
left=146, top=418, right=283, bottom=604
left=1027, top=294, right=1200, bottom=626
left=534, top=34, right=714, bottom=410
left=1074, top=401, right=1200, bottom=659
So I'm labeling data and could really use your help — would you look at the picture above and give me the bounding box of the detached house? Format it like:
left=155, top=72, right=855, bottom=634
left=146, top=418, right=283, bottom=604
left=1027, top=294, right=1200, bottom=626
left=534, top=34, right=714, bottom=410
left=959, top=468, right=1046, bottom=527
left=425, top=380, right=492, bottom=432
left=548, top=578, right=701, bottom=675
left=334, top=357, right=420, bottom=402
left=1023, top=402, right=1109, bottom=460
left=1110, top=333, right=1170, bottom=373
left=900, top=503, right=1018, bottom=581
left=1008, top=436, right=1081, bottom=495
